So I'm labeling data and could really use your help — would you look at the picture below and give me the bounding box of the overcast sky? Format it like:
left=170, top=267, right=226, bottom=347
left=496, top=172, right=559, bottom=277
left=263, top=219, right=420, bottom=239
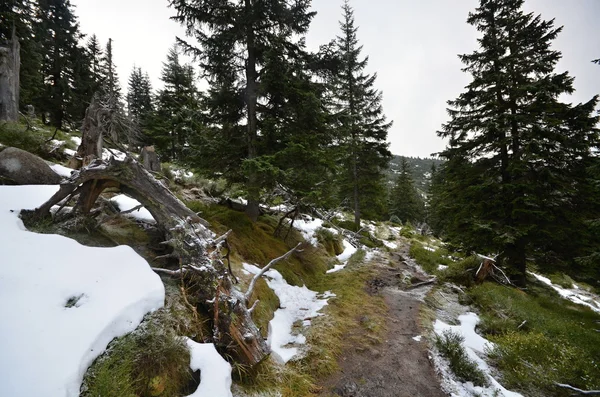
left=71, top=0, right=600, bottom=158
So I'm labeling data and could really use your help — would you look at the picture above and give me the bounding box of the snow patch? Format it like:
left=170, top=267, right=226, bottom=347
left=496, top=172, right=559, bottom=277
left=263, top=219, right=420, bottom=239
left=0, top=185, right=165, bottom=397
left=64, top=148, right=77, bottom=157
left=413, top=335, right=422, bottom=342
left=49, top=163, right=74, bottom=178
left=438, top=264, right=448, bottom=271
left=243, top=263, right=331, bottom=363
left=110, top=194, right=155, bottom=222
left=529, top=272, right=600, bottom=313
left=336, top=239, right=357, bottom=262
left=433, top=313, right=523, bottom=397
left=293, top=217, right=323, bottom=245
left=383, top=240, right=398, bottom=249
left=70, top=136, right=82, bottom=146
left=326, top=264, right=347, bottom=274
left=184, top=339, right=233, bottom=397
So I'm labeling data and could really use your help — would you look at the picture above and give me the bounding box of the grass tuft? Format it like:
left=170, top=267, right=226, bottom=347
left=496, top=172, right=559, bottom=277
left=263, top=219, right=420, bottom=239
left=435, top=330, right=489, bottom=387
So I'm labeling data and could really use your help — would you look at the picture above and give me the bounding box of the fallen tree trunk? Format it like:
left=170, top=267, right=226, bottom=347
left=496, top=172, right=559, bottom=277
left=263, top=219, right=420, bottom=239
left=29, top=156, right=270, bottom=366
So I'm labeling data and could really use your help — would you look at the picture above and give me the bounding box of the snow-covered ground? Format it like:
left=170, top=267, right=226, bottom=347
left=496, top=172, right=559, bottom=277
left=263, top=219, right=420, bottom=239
left=110, top=194, right=155, bottom=222
left=433, top=313, right=523, bottom=397
left=49, top=162, right=75, bottom=178
left=293, top=217, right=324, bottom=245
left=529, top=272, right=600, bottom=314
left=185, top=339, right=233, bottom=397
left=0, top=185, right=165, bottom=397
left=243, top=263, right=333, bottom=363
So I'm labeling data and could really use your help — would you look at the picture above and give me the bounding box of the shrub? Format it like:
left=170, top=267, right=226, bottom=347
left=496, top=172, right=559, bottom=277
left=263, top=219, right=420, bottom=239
left=435, top=330, right=488, bottom=387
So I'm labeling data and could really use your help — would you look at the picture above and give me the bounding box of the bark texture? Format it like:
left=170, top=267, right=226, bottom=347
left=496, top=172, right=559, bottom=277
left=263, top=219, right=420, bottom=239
left=0, top=30, right=20, bottom=122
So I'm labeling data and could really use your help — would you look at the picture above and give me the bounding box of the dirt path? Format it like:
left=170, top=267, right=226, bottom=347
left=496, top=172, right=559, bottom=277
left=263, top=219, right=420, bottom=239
left=319, top=241, right=447, bottom=397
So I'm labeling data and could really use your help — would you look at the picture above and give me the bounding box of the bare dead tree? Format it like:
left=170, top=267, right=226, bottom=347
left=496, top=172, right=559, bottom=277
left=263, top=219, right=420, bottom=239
left=0, top=27, right=19, bottom=122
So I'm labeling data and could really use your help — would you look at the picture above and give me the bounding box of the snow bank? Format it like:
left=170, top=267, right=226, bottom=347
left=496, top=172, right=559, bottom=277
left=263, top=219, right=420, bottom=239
left=336, top=239, right=357, bottom=262
left=110, top=194, right=155, bottom=222
left=184, top=339, right=233, bottom=397
left=293, top=217, right=324, bottom=245
left=383, top=240, right=398, bottom=249
left=49, top=163, right=74, bottom=178
left=243, top=263, right=332, bottom=363
left=0, top=185, right=165, bottom=397
left=433, top=313, right=523, bottom=397
left=529, top=272, right=600, bottom=313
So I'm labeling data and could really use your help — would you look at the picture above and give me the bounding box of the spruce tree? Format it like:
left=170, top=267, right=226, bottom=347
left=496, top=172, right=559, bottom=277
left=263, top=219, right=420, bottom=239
left=330, top=0, right=392, bottom=228
left=35, top=0, right=85, bottom=128
left=149, top=45, right=199, bottom=161
left=127, top=66, right=153, bottom=124
left=86, top=34, right=105, bottom=94
left=102, top=38, right=121, bottom=102
left=437, top=0, right=599, bottom=283
left=389, top=158, right=424, bottom=225
left=169, top=0, right=318, bottom=221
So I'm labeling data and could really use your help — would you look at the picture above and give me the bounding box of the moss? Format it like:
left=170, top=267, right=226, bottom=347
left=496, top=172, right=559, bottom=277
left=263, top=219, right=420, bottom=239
left=248, top=278, right=280, bottom=338
left=435, top=330, right=489, bottom=387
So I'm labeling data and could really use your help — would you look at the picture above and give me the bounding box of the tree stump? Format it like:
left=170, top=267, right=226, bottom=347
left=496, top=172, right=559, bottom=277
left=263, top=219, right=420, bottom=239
left=140, top=146, right=161, bottom=172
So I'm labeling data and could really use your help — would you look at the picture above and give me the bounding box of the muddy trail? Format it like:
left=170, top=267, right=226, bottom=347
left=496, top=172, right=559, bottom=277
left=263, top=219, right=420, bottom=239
left=319, top=241, right=447, bottom=397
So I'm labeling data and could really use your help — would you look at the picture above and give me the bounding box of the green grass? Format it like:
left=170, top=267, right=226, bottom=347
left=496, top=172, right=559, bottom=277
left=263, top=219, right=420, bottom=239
left=0, top=120, right=77, bottom=159
left=236, top=252, right=387, bottom=397
left=409, top=241, right=454, bottom=274
left=468, top=282, right=600, bottom=396
left=82, top=323, right=191, bottom=397
left=435, top=330, right=489, bottom=387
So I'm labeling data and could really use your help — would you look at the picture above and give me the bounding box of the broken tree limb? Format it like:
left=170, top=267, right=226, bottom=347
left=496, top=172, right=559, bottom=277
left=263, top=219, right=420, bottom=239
left=407, top=278, right=437, bottom=290
left=554, top=383, right=600, bottom=395
left=245, top=242, right=303, bottom=302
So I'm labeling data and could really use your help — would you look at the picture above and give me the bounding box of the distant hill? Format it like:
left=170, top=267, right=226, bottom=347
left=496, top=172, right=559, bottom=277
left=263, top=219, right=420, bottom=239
left=386, top=155, right=444, bottom=192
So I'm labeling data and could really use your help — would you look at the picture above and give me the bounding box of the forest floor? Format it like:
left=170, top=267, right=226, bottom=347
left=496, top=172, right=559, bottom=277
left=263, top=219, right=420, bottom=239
left=318, top=240, right=447, bottom=397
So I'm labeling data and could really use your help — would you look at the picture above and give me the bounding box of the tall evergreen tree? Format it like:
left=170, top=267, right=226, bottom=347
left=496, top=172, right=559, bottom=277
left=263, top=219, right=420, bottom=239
left=35, top=0, right=85, bottom=128
left=102, top=38, right=121, bottom=101
left=86, top=34, right=105, bottom=93
left=389, top=158, right=424, bottom=224
left=436, top=0, right=599, bottom=284
left=127, top=66, right=153, bottom=124
left=149, top=45, right=199, bottom=161
left=330, top=0, right=392, bottom=228
left=169, top=0, right=318, bottom=221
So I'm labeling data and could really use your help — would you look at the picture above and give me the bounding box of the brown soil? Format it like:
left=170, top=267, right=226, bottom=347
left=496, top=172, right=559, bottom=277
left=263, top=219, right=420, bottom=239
left=318, top=242, right=448, bottom=397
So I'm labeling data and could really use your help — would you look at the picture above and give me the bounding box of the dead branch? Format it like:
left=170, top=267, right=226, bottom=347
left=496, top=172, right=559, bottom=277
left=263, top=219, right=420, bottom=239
left=554, top=383, right=600, bottom=395
left=245, top=242, right=302, bottom=302
left=407, top=278, right=437, bottom=290
left=248, top=299, right=260, bottom=313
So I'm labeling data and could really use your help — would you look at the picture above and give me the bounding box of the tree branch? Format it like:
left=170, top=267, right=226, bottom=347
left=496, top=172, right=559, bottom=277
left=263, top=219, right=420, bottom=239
left=245, top=242, right=302, bottom=301
left=555, top=383, right=600, bottom=395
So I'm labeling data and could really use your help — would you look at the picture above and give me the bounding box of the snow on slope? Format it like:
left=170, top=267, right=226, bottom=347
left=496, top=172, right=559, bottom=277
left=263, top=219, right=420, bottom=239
left=433, top=313, right=523, bottom=397
left=185, top=339, right=233, bottom=397
left=243, top=263, right=333, bottom=363
left=0, top=185, right=165, bottom=397
left=529, top=272, right=600, bottom=313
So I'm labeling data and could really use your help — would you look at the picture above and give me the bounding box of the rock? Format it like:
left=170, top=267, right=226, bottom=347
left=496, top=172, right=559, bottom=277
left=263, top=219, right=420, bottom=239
left=0, top=147, right=62, bottom=184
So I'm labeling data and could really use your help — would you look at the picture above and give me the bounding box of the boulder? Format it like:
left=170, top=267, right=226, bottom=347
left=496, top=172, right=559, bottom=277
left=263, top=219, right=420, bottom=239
left=0, top=147, right=62, bottom=184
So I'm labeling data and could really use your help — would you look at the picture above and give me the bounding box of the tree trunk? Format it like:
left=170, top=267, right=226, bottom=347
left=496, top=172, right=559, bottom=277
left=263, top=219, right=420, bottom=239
left=0, top=29, right=20, bottom=122
left=68, top=95, right=105, bottom=169
left=244, top=0, right=261, bottom=222
left=30, top=156, right=270, bottom=366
